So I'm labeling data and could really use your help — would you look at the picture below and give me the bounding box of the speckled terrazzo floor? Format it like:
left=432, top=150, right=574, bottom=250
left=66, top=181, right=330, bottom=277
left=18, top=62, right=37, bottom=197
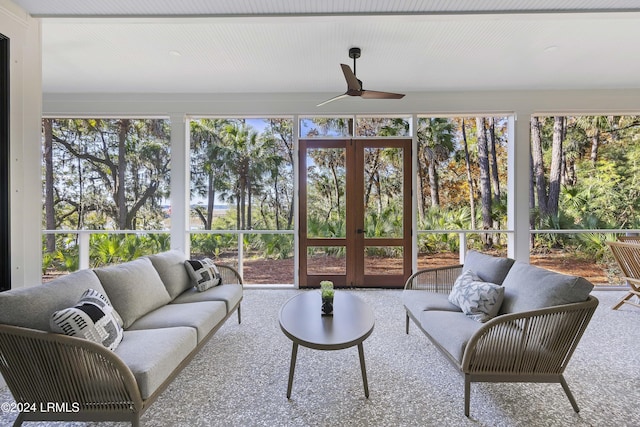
left=1, top=289, right=639, bottom=427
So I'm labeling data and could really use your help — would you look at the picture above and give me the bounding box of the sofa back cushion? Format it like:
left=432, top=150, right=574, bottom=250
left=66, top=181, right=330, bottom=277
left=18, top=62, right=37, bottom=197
left=147, top=250, right=192, bottom=300
left=499, top=261, right=594, bottom=314
left=0, top=269, right=107, bottom=331
left=94, top=257, right=171, bottom=329
left=463, top=250, right=514, bottom=285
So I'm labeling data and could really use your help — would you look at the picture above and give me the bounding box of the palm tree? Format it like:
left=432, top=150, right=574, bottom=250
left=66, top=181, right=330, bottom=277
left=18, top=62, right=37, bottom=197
left=416, top=118, right=456, bottom=215
left=219, top=122, right=281, bottom=230
left=190, top=118, right=231, bottom=229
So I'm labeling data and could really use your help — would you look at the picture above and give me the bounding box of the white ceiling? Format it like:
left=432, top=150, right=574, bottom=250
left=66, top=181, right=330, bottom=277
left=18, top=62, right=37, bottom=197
left=11, top=0, right=640, bottom=97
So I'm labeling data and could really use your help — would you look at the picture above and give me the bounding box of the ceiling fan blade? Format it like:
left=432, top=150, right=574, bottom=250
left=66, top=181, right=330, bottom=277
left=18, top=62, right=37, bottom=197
left=340, top=64, right=361, bottom=91
left=360, top=90, right=405, bottom=100
left=316, top=93, right=350, bottom=107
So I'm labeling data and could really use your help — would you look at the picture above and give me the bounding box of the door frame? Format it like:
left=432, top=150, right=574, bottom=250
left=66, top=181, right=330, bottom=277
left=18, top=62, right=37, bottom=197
left=299, top=138, right=412, bottom=288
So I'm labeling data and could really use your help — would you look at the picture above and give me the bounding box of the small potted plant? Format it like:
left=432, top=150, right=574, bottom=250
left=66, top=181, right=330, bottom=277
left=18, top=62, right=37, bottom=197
left=320, top=280, right=334, bottom=315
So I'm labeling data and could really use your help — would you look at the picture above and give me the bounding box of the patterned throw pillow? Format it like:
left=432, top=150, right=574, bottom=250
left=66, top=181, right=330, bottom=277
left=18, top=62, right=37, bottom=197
left=184, top=258, right=222, bottom=292
left=50, top=288, right=124, bottom=351
left=448, top=269, right=505, bottom=322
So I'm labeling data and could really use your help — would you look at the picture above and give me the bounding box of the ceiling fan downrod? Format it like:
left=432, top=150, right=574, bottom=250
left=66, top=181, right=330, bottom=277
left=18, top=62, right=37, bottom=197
left=349, top=47, right=361, bottom=76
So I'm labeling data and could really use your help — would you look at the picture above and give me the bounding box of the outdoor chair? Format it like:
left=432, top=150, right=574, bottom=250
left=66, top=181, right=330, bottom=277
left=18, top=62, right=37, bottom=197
left=617, top=235, right=640, bottom=243
left=606, top=241, right=640, bottom=310
left=404, top=256, right=598, bottom=416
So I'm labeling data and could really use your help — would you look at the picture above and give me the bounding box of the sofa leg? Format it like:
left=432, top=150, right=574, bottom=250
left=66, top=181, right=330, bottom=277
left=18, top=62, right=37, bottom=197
left=560, top=375, right=580, bottom=413
left=12, top=412, right=24, bottom=427
left=405, top=313, right=409, bottom=334
left=464, top=374, right=471, bottom=417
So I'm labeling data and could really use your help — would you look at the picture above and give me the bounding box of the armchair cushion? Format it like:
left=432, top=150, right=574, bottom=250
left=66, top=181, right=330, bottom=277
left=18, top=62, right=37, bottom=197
left=499, top=262, right=593, bottom=314
left=402, top=290, right=461, bottom=314
left=420, top=310, right=483, bottom=363
left=463, top=250, right=514, bottom=285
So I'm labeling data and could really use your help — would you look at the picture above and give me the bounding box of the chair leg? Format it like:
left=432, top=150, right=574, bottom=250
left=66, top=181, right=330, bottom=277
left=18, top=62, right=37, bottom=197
left=237, top=304, right=242, bottom=324
left=464, top=374, right=471, bottom=417
left=405, top=313, right=409, bottom=334
left=612, top=293, right=634, bottom=310
left=559, top=375, right=580, bottom=413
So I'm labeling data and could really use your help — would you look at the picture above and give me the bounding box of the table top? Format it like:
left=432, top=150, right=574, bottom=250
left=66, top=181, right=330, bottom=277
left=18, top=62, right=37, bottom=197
left=279, top=291, right=375, bottom=350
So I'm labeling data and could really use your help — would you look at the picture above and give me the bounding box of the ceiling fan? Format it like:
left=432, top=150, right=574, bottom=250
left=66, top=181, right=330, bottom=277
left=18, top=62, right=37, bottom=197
left=317, top=47, right=405, bottom=107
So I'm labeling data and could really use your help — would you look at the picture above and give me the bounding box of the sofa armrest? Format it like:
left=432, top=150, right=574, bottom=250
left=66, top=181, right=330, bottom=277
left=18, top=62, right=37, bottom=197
left=461, top=296, right=599, bottom=376
left=404, top=264, right=463, bottom=293
left=0, top=324, right=143, bottom=417
left=216, top=264, right=243, bottom=285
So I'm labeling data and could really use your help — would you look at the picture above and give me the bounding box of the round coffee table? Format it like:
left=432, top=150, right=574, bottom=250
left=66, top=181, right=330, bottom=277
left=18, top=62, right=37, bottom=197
left=279, top=291, right=375, bottom=398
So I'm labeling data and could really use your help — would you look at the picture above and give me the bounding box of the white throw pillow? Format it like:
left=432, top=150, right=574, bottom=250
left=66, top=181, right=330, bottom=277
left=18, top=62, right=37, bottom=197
left=50, top=288, right=124, bottom=351
left=448, top=269, right=505, bottom=322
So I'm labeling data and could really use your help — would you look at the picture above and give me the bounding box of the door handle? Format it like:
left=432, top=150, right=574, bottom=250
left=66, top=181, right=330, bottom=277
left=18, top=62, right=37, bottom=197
left=356, top=229, right=364, bottom=234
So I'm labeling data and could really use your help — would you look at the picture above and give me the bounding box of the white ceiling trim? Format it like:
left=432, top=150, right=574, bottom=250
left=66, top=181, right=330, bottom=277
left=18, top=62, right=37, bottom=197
left=12, top=0, right=640, bottom=17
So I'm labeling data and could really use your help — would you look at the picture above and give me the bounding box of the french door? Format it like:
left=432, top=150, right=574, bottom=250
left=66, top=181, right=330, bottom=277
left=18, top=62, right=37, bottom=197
left=299, top=138, right=412, bottom=288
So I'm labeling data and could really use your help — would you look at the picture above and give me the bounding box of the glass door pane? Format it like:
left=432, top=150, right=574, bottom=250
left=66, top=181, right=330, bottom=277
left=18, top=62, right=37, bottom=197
left=306, top=147, right=346, bottom=238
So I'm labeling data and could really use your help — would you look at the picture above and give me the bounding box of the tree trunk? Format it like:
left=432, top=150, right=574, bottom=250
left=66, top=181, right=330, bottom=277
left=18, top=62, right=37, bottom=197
left=274, top=162, right=280, bottom=230
left=117, top=119, right=130, bottom=229
left=331, top=163, right=341, bottom=221
left=240, top=179, right=246, bottom=230
left=206, top=171, right=214, bottom=230
left=247, top=177, right=252, bottom=230
left=236, top=195, right=241, bottom=230
left=488, top=117, right=500, bottom=203
left=590, top=129, right=600, bottom=165
left=476, top=117, right=493, bottom=246
left=44, top=119, right=56, bottom=253
left=417, top=150, right=427, bottom=221
left=428, top=157, right=440, bottom=207
left=548, top=116, right=564, bottom=218
left=461, top=119, right=476, bottom=229
left=530, top=116, right=548, bottom=220
left=529, top=143, right=536, bottom=247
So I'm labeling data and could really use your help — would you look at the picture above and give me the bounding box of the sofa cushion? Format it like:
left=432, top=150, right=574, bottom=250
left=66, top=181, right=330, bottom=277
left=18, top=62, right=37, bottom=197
left=499, top=262, right=594, bottom=314
left=448, top=270, right=505, bottom=322
left=419, top=310, right=484, bottom=364
left=463, top=250, right=514, bottom=285
left=171, top=283, right=243, bottom=313
left=0, top=269, right=108, bottom=331
left=147, top=250, right=193, bottom=300
left=94, top=257, right=172, bottom=329
left=184, top=258, right=222, bottom=292
left=115, top=327, right=197, bottom=400
left=50, top=288, right=124, bottom=351
left=127, top=301, right=227, bottom=342
left=402, top=290, right=461, bottom=319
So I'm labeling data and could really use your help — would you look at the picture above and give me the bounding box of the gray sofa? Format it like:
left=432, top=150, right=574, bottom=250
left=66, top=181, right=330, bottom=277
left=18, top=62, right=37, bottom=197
left=0, top=250, right=243, bottom=427
left=403, top=250, right=598, bottom=417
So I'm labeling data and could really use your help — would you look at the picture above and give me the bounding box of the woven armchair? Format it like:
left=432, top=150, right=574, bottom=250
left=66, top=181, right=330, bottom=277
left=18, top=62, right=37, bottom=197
left=404, top=265, right=598, bottom=417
